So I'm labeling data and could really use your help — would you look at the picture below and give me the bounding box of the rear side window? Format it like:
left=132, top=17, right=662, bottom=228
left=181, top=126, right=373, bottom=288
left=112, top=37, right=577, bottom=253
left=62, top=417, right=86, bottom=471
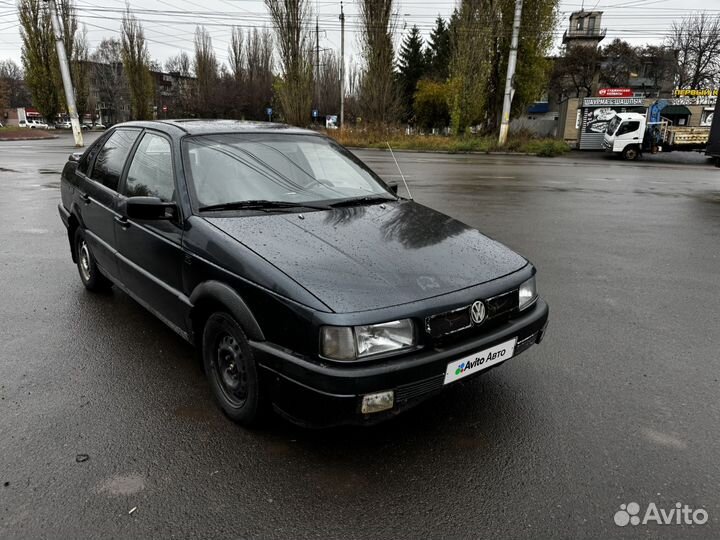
left=78, top=136, right=106, bottom=175
left=124, top=133, right=175, bottom=202
left=90, top=129, right=140, bottom=191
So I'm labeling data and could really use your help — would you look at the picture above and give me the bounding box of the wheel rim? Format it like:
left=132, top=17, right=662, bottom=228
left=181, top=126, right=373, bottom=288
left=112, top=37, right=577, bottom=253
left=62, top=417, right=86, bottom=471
left=79, top=240, right=91, bottom=282
left=214, top=333, right=248, bottom=406
left=627, top=149, right=637, bottom=159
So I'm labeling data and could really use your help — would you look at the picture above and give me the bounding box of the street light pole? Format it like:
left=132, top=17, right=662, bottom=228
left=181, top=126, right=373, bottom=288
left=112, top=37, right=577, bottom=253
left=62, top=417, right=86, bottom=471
left=339, top=2, right=345, bottom=129
left=498, top=0, right=522, bottom=147
left=46, top=0, right=83, bottom=147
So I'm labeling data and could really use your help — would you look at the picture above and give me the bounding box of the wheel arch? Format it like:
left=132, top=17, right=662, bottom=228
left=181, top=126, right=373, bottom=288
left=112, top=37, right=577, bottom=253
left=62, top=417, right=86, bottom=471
left=67, top=210, right=81, bottom=263
left=188, top=281, right=265, bottom=345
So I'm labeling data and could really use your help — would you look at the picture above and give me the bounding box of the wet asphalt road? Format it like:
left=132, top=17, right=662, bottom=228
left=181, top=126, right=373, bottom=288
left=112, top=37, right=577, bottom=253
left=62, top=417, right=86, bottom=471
left=1, top=132, right=720, bottom=538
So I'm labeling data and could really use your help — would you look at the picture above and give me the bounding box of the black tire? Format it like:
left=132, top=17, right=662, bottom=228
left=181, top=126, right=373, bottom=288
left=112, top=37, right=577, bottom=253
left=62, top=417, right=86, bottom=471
left=622, top=146, right=639, bottom=161
left=74, top=228, right=112, bottom=291
left=202, top=312, right=266, bottom=426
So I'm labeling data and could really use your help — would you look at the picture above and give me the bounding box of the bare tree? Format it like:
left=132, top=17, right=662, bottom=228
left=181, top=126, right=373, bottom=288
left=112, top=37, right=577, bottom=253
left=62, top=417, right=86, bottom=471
left=121, top=7, right=153, bottom=120
left=265, top=0, right=313, bottom=126
left=72, top=25, right=90, bottom=121
left=550, top=44, right=602, bottom=99
left=357, top=0, right=399, bottom=124
left=244, top=27, right=274, bottom=119
left=669, top=13, right=720, bottom=88
left=229, top=26, right=244, bottom=82
left=91, top=38, right=128, bottom=124
left=165, top=52, right=191, bottom=76
left=193, top=26, right=218, bottom=116
left=317, top=50, right=340, bottom=115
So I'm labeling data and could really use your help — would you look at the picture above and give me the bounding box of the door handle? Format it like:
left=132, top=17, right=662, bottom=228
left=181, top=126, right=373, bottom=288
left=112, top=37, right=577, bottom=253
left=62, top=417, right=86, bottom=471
left=80, top=192, right=91, bottom=204
left=114, top=216, right=130, bottom=230
left=633, top=137, right=639, bottom=140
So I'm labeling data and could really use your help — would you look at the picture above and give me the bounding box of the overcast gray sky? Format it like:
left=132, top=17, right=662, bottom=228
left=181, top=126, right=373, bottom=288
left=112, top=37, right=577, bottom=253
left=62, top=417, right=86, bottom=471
left=0, top=0, right=716, bottom=70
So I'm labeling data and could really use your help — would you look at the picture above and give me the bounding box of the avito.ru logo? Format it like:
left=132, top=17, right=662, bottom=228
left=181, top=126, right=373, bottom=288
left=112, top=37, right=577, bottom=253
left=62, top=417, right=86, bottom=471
left=614, top=502, right=708, bottom=527
left=455, top=349, right=507, bottom=376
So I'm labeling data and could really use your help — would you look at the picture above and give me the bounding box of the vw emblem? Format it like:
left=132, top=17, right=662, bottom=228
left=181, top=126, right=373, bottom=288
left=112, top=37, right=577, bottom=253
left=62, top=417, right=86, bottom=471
left=470, top=300, right=486, bottom=325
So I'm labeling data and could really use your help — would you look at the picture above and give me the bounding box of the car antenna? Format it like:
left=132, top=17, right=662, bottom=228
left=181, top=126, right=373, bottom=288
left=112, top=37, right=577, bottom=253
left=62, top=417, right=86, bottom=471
left=386, top=142, right=413, bottom=200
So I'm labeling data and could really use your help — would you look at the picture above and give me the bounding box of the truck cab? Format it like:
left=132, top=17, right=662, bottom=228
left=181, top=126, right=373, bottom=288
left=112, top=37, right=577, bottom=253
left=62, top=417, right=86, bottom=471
left=603, top=112, right=646, bottom=160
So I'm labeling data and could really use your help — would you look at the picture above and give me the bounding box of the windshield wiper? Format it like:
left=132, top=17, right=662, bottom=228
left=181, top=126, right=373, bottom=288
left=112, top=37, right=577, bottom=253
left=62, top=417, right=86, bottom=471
left=199, top=199, right=330, bottom=212
left=328, top=196, right=396, bottom=208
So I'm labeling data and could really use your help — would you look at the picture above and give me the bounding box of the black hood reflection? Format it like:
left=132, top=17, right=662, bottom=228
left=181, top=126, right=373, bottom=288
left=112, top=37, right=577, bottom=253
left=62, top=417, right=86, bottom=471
left=323, top=206, right=367, bottom=227
left=381, top=200, right=471, bottom=249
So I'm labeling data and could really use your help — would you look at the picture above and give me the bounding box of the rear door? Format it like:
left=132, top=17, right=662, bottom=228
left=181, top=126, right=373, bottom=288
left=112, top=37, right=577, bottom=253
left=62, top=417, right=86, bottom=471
left=115, top=130, right=189, bottom=332
left=77, top=128, right=141, bottom=280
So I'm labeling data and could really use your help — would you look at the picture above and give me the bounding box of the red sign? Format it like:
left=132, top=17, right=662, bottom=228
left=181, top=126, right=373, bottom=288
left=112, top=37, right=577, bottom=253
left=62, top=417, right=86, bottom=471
left=598, top=88, right=633, bottom=98
left=162, top=105, right=168, bottom=113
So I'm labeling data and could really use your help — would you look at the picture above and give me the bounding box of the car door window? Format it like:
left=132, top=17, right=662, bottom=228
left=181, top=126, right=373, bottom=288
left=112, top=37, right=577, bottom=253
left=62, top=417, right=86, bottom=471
left=617, top=121, right=640, bottom=136
left=124, top=133, right=175, bottom=202
left=90, top=129, right=140, bottom=191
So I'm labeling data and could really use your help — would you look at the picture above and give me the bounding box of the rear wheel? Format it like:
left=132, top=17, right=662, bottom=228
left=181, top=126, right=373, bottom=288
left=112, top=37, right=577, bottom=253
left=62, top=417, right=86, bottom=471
left=622, top=146, right=639, bottom=161
left=202, top=312, right=266, bottom=426
left=74, top=229, right=112, bottom=291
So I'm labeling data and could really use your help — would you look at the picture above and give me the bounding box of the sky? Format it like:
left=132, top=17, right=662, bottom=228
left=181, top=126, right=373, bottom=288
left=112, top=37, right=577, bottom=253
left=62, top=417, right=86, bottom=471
left=0, top=0, right=716, bottom=71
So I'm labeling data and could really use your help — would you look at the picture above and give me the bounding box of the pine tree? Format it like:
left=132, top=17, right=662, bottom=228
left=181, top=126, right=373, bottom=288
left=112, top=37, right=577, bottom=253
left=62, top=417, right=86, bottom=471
left=397, top=25, right=426, bottom=122
left=425, top=16, right=450, bottom=81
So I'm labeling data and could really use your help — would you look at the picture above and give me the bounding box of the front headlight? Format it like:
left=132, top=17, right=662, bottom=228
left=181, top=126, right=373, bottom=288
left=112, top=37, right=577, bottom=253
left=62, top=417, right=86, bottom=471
left=320, top=319, right=416, bottom=361
left=518, top=276, right=537, bottom=310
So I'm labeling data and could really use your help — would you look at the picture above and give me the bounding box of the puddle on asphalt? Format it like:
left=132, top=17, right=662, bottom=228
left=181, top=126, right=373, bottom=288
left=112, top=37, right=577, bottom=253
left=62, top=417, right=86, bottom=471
left=0, top=167, right=20, bottom=173
left=97, top=473, right=146, bottom=496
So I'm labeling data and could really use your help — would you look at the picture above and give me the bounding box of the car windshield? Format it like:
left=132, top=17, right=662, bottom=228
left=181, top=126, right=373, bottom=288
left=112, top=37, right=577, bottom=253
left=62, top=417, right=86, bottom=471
left=183, top=133, right=395, bottom=208
left=607, top=115, right=622, bottom=135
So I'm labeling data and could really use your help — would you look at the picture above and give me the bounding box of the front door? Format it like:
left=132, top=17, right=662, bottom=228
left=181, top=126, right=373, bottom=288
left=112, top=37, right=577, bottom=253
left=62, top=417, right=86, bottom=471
left=114, top=131, right=189, bottom=333
left=79, top=128, right=142, bottom=280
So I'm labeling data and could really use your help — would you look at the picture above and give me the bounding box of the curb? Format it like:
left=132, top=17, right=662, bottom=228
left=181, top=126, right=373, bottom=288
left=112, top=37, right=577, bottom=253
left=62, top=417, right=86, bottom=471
left=0, top=135, right=59, bottom=142
left=345, top=146, right=540, bottom=157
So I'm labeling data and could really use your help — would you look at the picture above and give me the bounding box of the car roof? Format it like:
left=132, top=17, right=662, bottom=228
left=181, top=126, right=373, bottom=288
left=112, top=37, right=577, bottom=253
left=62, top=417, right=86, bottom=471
left=114, top=119, right=320, bottom=137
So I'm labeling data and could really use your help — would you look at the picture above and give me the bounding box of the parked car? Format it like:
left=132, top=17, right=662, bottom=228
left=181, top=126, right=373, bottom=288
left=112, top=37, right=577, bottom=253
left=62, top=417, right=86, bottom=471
left=58, top=120, right=549, bottom=427
left=55, top=121, right=72, bottom=129
left=20, top=119, right=48, bottom=129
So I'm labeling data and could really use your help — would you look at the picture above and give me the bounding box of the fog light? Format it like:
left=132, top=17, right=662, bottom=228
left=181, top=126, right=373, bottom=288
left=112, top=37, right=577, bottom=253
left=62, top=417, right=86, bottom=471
left=361, top=391, right=394, bottom=414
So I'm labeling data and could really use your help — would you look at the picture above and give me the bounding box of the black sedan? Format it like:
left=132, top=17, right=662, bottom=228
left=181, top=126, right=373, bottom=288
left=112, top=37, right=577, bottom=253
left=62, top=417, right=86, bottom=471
left=58, top=120, right=549, bottom=427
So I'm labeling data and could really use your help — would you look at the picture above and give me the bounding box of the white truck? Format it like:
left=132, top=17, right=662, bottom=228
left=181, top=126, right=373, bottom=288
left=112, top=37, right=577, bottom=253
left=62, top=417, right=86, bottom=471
left=603, top=112, right=711, bottom=160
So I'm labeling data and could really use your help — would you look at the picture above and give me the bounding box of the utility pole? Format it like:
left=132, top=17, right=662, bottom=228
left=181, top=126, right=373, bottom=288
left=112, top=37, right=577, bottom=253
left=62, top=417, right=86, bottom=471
left=46, top=0, right=83, bottom=147
left=498, top=0, right=522, bottom=147
left=315, top=15, right=320, bottom=120
left=339, top=2, right=345, bottom=129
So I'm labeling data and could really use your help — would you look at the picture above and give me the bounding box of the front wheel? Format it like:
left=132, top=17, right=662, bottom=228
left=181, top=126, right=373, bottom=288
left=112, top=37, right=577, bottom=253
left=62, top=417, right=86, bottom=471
left=622, top=146, right=639, bottom=161
left=202, top=312, right=266, bottom=426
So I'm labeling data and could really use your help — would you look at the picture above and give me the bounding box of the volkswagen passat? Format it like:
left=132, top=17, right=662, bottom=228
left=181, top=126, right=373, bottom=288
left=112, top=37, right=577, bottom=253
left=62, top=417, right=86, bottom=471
left=58, top=120, right=549, bottom=427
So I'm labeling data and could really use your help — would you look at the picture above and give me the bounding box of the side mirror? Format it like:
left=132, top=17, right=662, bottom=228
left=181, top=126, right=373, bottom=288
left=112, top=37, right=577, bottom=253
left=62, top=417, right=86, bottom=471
left=388, top=183, right=399, bottom=195
left=68, top=152, right=83, bottom=163
left=124, top=196, right=176, bottom=220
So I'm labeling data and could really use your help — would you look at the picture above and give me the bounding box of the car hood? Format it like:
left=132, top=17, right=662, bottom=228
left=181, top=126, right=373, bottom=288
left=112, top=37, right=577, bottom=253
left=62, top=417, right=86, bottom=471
left=205, top=200, right=527, bottom=313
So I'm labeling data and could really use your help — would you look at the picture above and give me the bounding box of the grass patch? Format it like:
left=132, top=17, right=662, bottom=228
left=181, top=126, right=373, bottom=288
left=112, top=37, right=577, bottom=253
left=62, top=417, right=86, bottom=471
left=0, top=126, right=56, bottom=140
left=326, top=128, right=570, bottom=157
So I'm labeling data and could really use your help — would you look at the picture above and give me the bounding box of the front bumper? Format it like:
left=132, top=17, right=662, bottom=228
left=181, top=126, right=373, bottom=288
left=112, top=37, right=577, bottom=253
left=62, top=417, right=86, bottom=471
left=252, top=298, right=549, bottom=427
